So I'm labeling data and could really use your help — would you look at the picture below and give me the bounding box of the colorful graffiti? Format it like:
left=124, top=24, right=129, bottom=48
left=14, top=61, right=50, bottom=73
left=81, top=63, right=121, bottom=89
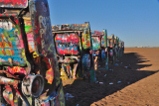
left=101, top=35, right=107, bottom=47
left=53, top=23, right=92, bottom=50
left=53, top=22, right=94, bottom=82
left=52, top=23, right=89, bottom=31
left=30, top=0, right=55, bottom=57
left=55, top=33, right=79, bottom=55
left=0, top=0, right=65, bottom=105
left=24, top=22, right=54, bottom=84
left=92, top=37, right=100, bottom=50
left=91, top=31, right=103, bottom=50
left=0, top=20, right=27, bottom=66
left=82, top=32, right=91, bottom=49
left=24, top=17, right=36, bottom=53
left=29, top=0, right=65, bottom=105
left=0, top=0, right=28, bottom=8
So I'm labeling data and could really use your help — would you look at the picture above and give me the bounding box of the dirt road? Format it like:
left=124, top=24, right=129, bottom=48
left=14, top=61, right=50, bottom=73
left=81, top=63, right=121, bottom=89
left=63, top=48, right=159, bottom=106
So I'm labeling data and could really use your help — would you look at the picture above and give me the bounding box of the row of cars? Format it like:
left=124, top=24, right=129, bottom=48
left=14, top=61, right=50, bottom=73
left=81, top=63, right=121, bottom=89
left=52, top=22, right=124, bottom=81
left=0, top=0, right=124, bottom=105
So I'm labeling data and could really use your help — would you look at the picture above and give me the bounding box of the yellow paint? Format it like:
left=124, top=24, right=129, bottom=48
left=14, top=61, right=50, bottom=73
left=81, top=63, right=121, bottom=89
left=45, top=68, right=54, bottom=84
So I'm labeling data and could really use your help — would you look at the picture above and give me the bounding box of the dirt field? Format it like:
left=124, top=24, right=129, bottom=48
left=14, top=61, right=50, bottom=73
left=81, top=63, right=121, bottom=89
left=63, top=48, right=159, bottom=106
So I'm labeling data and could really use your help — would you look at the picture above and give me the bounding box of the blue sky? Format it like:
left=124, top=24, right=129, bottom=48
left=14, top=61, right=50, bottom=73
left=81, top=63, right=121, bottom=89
left=48, top=0, right=159, bottom=47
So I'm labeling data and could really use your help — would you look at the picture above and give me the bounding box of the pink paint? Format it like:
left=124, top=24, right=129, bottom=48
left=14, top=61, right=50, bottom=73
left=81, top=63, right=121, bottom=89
left=94, top=31, right=103, bottom=36
left=27, top=33, right=34, bottom=41
left=1, top=0, right=28, bottom=7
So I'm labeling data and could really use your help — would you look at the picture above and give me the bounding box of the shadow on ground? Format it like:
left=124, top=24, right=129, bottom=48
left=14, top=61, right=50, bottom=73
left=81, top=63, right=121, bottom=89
left=63, top=52, right=158, bottom=106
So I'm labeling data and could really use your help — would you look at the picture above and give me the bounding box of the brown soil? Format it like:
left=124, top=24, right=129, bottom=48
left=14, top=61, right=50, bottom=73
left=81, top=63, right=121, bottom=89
left=63, top=48, right=159, bottom=106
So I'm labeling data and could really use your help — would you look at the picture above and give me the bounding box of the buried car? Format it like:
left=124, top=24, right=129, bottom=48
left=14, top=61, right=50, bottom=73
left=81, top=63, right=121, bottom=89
left=108, top=34, right=121, bottom=64
left=0, top=0, right=65, bottom=106
left=107, top=34, right=115, bottom=64
left=52, top=22, right=96, bottom=82
left=91, top=30, right=108, bottom=70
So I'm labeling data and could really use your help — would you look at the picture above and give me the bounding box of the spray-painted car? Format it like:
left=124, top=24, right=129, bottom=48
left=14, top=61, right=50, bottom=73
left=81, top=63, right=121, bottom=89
left=91, top=30, right=108, bottom=70
left=121, top=41, right=124, bottom=55
left=107, top=34, right=115, bottom=64
left=0, top=0, right=65, bottom=106
left=108, top=34, right=121, bottom=64
left=118, top=40, right=124, bottom=57
left=52, top=22, right=95, bottom=81
left=114, top=36, right=120, bottom=60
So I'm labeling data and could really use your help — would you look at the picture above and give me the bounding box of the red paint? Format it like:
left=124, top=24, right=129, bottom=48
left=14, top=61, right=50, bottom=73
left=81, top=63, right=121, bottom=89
left=94, top=31, right=103, bottom=35
left=70, top=33, right=79, bottom=44
left=36, top=37, right=42, bottom=45
left=7, top=66, right=27, bottom=75
left=2, top=0, right=27, bottom=6
left=55, top=33, right=79, bottom=55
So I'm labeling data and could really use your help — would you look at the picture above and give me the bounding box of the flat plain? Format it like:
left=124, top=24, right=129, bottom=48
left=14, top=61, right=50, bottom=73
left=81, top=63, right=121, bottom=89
left=63, top=48, right=159, bottom=106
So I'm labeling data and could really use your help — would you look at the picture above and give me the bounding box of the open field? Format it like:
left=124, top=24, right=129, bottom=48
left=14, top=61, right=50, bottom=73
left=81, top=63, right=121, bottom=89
left=63, top=48, right=159, bottom=106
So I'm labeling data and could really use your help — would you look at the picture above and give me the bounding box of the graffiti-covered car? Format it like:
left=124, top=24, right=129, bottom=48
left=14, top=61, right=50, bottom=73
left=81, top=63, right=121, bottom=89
left=108, top=34, right=121, bottom=64
left=91, top=30, right=108, bottom=70
left=114, top=36, right=120, bottom=60
left=119, top=40, right=124, bottom=57
left=107, top=34, right=115, bottom=64
left=0, top=0, right=65, bottom=106
left=52, top=22, right=95, bottom=81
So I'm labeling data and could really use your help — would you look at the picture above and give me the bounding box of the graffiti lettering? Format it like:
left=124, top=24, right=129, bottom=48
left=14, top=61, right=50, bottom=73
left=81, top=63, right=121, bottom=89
left=40, top=29, right=45, bottom=38
left=39, top=16, right=50, bottom=49
left=39, top=16, right=50, bottom=31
